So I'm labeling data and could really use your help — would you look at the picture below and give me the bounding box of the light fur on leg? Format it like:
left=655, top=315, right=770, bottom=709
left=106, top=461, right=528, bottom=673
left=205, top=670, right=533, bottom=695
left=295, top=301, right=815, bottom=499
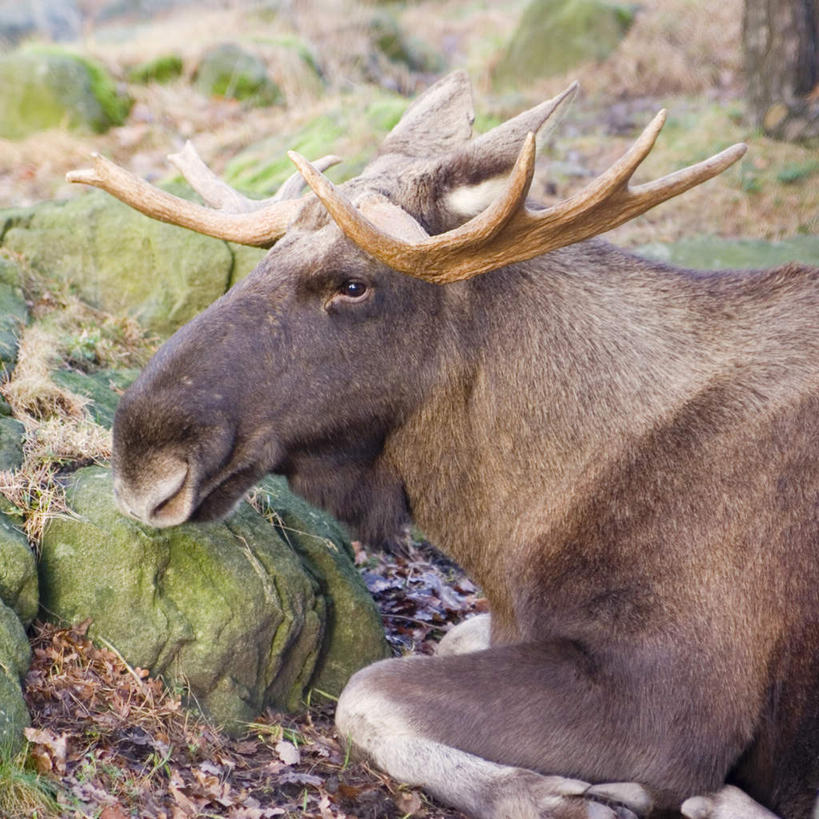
left=336, top=658, right=652, bottom=819
left=436, top=613, right=491, bottom=656
left=681, top=785, right=780, bottom=818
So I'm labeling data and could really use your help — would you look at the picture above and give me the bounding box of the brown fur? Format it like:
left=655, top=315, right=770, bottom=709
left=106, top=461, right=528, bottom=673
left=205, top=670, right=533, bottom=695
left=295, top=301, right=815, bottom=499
left=111, top=75, right=819, bottom=818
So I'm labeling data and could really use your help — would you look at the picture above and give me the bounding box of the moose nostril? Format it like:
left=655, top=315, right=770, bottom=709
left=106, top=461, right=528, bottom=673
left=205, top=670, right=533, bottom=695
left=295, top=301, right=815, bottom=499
left=147, top=463, right=192, bottom=525
left=114, top=458, right=194, bottom=527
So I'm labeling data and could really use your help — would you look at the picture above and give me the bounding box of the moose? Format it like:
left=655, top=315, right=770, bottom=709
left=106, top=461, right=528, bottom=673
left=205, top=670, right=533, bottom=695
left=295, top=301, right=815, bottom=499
left=68, top=72, right=818, bottom=818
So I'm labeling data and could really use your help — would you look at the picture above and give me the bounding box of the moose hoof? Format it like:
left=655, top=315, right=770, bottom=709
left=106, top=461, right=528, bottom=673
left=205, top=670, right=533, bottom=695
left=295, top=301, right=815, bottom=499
left=493, top=771, right=651, bottom=819
left=681, top=785, right=779, bottom=818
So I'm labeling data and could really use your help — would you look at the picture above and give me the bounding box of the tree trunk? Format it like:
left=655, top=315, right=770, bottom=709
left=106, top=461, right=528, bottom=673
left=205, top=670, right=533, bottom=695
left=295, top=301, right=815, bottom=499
left=743, top=0, right=819, bottom=140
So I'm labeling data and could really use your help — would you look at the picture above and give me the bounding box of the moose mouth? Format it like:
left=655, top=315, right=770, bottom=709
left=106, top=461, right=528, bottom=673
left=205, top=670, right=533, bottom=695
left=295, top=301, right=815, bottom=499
left=115, top=452, right=272, bottom=529
left=187, top=462, right=270, bottom=523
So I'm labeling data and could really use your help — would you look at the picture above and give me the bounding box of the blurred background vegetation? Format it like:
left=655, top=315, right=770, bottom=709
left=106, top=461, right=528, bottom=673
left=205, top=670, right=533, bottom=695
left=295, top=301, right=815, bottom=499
left=0, top=0, right=816, bottom=269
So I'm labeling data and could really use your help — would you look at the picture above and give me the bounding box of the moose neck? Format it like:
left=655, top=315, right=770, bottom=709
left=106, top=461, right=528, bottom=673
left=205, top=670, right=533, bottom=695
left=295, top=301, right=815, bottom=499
left=384, top=240, right=740, bottom=636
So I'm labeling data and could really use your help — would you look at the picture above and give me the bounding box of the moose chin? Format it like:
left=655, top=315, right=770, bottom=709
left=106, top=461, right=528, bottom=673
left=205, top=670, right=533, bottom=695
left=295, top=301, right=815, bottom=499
left=70, top=71, right=817, bottom=819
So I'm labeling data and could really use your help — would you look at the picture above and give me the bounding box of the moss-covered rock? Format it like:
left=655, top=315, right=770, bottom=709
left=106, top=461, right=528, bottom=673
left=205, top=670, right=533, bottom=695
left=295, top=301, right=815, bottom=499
left=369, top=11, right=445, bottom=75
left=39, top=467, right=387, bottom=729
left=228, top=244, right=268, bottom=287
left=0, top=48, right=132, bottom=140
left=493, top=0, right=635, bottom=89
left=0, top=499, right=37, bottom=627
left=636, top=235, right=819, bottom=270
left=2, top=192, right=232, bottom=338
left=254, top=476, right=388, bottom=698
left=0, top=417, right=24, bottom=473
left=0, top=601, right=30, bottom=753
left=0, top=257, right=29, bottom=378
left=194, top=43, right=281, bottom=107
left=127, top=54, right=184, bottom=85
left=51, top=368, right=139, bottom=428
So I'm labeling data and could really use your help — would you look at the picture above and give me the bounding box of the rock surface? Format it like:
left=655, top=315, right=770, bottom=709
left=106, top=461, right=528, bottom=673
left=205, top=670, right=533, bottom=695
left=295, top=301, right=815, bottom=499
left=0, top=0, right=81, bottom=44
left=0, top=48, right=132, bottom=139
left=52, top=367, right=139, bottom=428
left=0, top=498, right=37, bottom=627
left=493, top=0, right=635, bottom=88
left=2, top=192, right=232, bottom=337
left=39, top=467, right=387, bottom=729
left=0, top=255, right=30, bottom=377
left=0, top=600, right=30, bottom=753
left=127, top=53, right=184, bottom=85
left=636, top=235, right=819, bottom=270
left=194, top=43, right=281, bottom=107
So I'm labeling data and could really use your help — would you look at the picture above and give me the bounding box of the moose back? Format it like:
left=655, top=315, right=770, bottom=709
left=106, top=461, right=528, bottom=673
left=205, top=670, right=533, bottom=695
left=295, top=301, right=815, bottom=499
left=69, top=72, right=818, bottom=818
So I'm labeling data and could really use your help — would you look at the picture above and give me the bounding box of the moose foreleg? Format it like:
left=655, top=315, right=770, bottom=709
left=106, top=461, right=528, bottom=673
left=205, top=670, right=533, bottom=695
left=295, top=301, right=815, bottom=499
left=336, top=646, right=657, bottom=819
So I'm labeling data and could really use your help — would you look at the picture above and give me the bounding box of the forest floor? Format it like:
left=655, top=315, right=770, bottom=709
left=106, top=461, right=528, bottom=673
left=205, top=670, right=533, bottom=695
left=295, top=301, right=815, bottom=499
left=18, top=540, right=479, bottom=818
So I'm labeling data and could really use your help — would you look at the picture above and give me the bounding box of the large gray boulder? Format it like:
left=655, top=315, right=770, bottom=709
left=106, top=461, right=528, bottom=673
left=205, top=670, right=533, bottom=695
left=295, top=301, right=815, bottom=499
left=3, top=193, right=234, bottom=337
left=0, top=48, right=132, bottom=140
left=0, top=255, right=28, bottom=466
left=39, top=467, right=388, bottom=729
left=0, top=255, right=30, bottom=377
left=0, top=499, right=37, bottom=627
left=0, top=600, right=30, bottom=753
left=493, top=0, right=635, bottom=89
left=0, top=499, right=34, bottom=756
left=194, top=43, right=281, bottom=107
left=1, top=195, right=266, bottom=336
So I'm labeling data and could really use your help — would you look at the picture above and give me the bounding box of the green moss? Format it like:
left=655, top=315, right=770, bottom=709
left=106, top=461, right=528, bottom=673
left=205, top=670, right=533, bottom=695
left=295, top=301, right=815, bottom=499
left=51, top=368, right=139, bottom=428
left=0, top=602, right=29, bottom=753
left=3, top=192, right=232, bottom=337
left=224, top=112, right=348, bottom=196
left=79, top=53, right=133, bottom=126
left=127, top=54, right=184, bottom=85
left=194, top=43, right=281, bottom=107
left=366, top=96, right=409, bottom=132
left=776, top=160, right=819, bottom=185
left=0, top=500, right=37, bottom=627
left=0, top=48, right=131, bottom=139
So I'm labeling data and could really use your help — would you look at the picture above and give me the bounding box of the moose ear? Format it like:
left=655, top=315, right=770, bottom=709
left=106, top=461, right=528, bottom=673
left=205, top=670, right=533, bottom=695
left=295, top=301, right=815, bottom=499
left=439, top=82, right=578, bottom=221
left=379, top=70, right=475, bottom=158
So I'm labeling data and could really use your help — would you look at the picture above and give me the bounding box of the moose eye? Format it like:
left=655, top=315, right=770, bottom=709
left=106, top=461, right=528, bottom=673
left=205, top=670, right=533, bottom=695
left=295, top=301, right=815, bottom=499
left=338, top=280, right=369, bottom=300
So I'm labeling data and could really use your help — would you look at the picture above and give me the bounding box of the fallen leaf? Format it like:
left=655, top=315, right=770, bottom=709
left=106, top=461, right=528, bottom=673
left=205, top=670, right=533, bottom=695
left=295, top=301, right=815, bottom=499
left=395, top=790, right=424, bottom=815
left=275, top=739, right=301, bottom=766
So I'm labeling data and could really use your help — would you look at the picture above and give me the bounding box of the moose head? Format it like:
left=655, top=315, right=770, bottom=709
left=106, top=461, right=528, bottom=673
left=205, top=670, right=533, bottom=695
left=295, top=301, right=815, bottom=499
left=69, top=72, right=743, bottom=539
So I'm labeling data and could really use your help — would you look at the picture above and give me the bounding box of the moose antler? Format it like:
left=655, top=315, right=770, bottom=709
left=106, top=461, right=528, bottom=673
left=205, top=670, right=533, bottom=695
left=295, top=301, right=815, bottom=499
left=67, top=143, right=341, bottom=247
left=289, top=111, right=747, bottom=283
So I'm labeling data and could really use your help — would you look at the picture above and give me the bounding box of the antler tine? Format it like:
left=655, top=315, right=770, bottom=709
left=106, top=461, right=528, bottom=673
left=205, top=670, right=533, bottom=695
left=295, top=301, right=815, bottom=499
left=287, top=132, right=537, bottom=283
left=167, top=141, right=342, bottom=212
left=67, top=151, right=306, bottom=247
left=167, top=140, right=253, bottom=212
left=622, top=142, right=748, bottom=215
left=273, top=155, right=342, bottom=203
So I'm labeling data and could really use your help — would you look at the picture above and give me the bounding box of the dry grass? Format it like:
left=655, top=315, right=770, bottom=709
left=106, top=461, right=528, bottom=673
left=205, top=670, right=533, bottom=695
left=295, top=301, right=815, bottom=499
left=0, top=286, right=152, bottom=542
left=0, top=746, right=58, bottom=819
